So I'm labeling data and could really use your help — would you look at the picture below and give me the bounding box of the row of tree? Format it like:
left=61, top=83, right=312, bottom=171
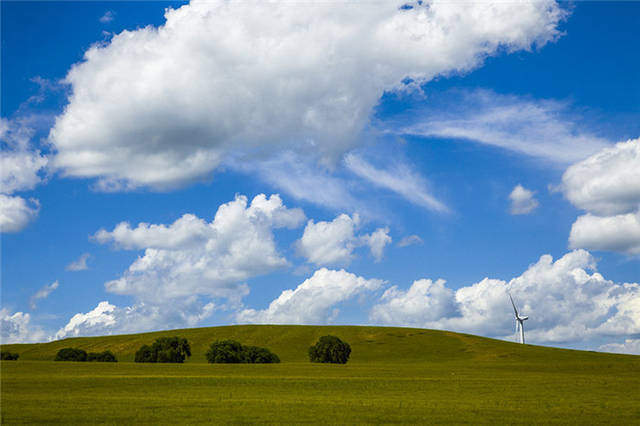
left=55, top=348, right=117, bottom=362
left=7, top=334, right=351, bottom=364
left=133, top=334, right=351, bottom=364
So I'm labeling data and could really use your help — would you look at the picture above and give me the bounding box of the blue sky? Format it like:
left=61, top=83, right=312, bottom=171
left=1, top=1, right=639, bottom=354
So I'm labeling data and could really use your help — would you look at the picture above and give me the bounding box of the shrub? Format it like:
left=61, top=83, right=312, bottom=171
left=309, top=335, right=351, bottom=364
left=1, top=351, right=19, bottom=361
left=55, top=347, right=88, bottom=362
left=135, top=337, right=191, bottom=363
left=87, top=350, right=117, bottom=362
left=205, top=340, right=280, bottom=364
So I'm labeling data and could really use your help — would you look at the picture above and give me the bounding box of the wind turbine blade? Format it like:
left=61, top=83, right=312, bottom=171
left=509, top=293, right=519, bottom=316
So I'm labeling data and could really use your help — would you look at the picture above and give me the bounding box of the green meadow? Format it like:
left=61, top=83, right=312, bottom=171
left=2, top=325, right=639, bottom=424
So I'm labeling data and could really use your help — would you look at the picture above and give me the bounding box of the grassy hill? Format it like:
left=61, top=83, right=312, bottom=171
left=2, top=325, right=639, bottom=424
left=2, top=324, right=632, bottom=364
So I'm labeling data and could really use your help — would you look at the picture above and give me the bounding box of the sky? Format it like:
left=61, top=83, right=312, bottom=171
left=1, top=0, right=639, bottom=354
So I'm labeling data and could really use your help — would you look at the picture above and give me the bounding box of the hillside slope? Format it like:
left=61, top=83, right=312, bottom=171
left=2, top=324, right=635, bottom=364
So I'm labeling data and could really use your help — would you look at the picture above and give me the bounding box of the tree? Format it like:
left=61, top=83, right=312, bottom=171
left=55, top=347, right=88, bottom=362
left=205, top=340, right=281, bottom=364
left=87, top=350, right=117, bottom=362
left=1, top=351, right=19, bottom=360
left=242, top=345, right=280, bottom=364
left=205, top=340, right=245, bottom=363
left=135, top=337, right=191, bottom=363
left=308, top=335, right=351, bottom=364
left=135, top=345, right=155, bottom=363
left=152, top=337, right=191, bottom=363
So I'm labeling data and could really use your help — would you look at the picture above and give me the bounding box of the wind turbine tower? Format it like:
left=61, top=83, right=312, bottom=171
left=509, top=293, right=528, bottom=344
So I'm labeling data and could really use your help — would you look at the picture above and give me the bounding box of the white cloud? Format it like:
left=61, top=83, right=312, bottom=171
left=66, top=253, right=91, bottom=271
left=50, top=0, right=566, bottom=190
left=370, top=250, right=640, bottom=352
left=563, top=138, right=640, bottom=216
left=370, top=279, right=457, bottom=326
left=0, top=309, right=47, bottom=344
left=53, top=299, right=218, bottom=340
left=99, top=11, right=114, bottom=24
left=94, top=214, right=210, bottom=250
left=54, top=301, right=116, bottom=340
left=363, top=227, right=392, bottom=262
left=237, top=268, right=384, bottom=324
left=569, top=213, right=640, bottom=255
left=0, top=117, right=48, bottom=233
left=296, top=214, right=391, bottom=266
left=397, top=89, right=609, bottom=164
left=30, top=280, right=59, bottom=310
left=0, top=194, right=40, bottom=233
left=563, top=138, right=640, bottom=255
left=344, top=154, right=449, bottom=213
left=0, top=150, right=48, bottom=195
left=0, top=117, right=48, bottom=194
left=94, top=194, right=305, bottom=303
left=509, top=184, right=539, bottom=215
left=54, top=298, right=218, bottom=340
left=599, top=339, right=640, bottom=355
left=397, top=235, right=423, bottom=248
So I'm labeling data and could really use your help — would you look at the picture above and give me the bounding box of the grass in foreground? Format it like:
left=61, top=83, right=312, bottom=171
left=2, top=325, right=639, bottom=424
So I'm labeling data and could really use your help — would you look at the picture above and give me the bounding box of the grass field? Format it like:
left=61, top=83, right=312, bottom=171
left=2, top=325, right=639, bottom=424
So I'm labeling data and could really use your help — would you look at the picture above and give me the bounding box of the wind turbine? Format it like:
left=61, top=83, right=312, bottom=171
left=509, top=293, right=528, bottom=344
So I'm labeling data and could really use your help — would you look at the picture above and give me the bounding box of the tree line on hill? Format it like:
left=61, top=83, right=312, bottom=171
left=1, top=351, right=19, bottom=360
left=5, top=334, right=352, bottom=364
left=55, top=348, right=117, bottom=362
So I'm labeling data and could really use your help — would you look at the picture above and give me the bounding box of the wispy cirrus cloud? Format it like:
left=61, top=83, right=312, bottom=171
left=344, top=154, right=450, bottom=213
left=99, top=11, right=114, bottom=24
left=30, top=281, right=59, bottom=310
left=394, top=89, right=610, bottom=164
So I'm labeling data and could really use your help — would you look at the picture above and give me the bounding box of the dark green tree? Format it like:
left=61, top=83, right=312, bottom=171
left=205, top=340, right=280, bottom=364
left=55, top=347, right=88, bottom=362
left=134, top=344, right=155, bottom=363
left=308, top=335, right=351, bottom=364
left=152, top=337, right=191, bottom=363
left=205, top=340, right=245, bottom=363
left=243, top=345, right=280, bottom=364
left=87, top=350, right=118, bottom=362
left=1, top=351, right=19, bottom=360
left=135, top=337, right=191, bottom=363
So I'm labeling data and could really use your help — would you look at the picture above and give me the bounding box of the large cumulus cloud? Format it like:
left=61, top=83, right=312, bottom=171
left=49, top=0, right=566, bottom=190
left=94, top=193, right=305, bottom=302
